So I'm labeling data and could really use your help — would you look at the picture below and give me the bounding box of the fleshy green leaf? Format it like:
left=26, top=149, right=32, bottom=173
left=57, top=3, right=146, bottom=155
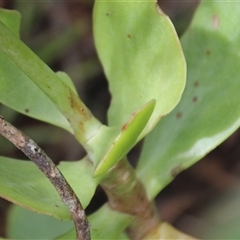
left=56, top=228, right=75, bottom=240
left=56, top=204, right=133, bottom=240
left=137, top=1, right=240, bottom=199
left=89, top=100, right=155, bottom=177
left=7, top=205, right=73, bottom=239
left=93, top=0, right=186, bottom=139
left=0, top=8, right=73, bottom=132
left=88, top=204, right=132, bottom=239
left=0, top=12, right=101, bottom=146
left=0, top=157, right=99, bottom=219
left=0, top=54, right=75, bottom=132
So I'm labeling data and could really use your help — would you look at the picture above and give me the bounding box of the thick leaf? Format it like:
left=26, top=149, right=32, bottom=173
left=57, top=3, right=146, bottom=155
left=88, top=204, right=132, bottom=239
left=7, top=205, right=73, bottom=239
left=56, top=228, right=75, bottom=240
left=93, top=0, right=186, bottom=139
left=89, top=100, right=155, bottom=177
left=0, top=10, right=74, bottom=130
left=137, top=1, right=240, bottom=199
left=0, top=56, right=76, bottom=132
left=0, top=14, right=101, bottom=146
left=0, top=9, right=73, bottom=132
left=0, top=157, right=99, bottom=219
left=57, top=204, right=133, bottom=240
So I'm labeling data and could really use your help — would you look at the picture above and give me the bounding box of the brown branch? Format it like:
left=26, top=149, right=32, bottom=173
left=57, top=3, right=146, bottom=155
left=0, top=116, right=90, bottom=240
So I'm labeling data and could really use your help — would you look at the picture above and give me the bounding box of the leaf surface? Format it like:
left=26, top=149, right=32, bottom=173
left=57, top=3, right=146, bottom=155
left=0, top=157, right=99, bottom=219
left=91, top=100, right=155, bottom=177
left=0, top=9, right=101, bottom=145
left=0, top=54, right=76, bottom=132
left=0, top=9, right=74, bottom=132
left=7, top=205, right=73, bottom=239
left=137, top=1, right=240, bottom=199
left=93, top=0, right=186, bottom=139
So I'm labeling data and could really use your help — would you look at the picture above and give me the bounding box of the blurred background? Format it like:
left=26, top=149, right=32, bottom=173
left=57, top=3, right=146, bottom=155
left=0, top=0, right=240, bottom=239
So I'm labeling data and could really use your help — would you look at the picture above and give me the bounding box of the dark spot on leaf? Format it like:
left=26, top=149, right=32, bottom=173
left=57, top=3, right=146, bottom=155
left=176, top=111, right=182, bottom=119
left=171, top=165, right=183, bottom=177
left=80, top=107, right=84, bottom=113
left=25, top=109, right=29, bottom=113
left=192, top=96, right=198, bottom=102
left=106, top=11, right=112, bottom=16
left=194, top=81, right=199, bottom=87
left=206, top=50, right=211, bottom=55
left=55, top=204, right=59, bottom=208
left=127, top=34, right=131, bottom=39
left=122, top=123, right=127, bottom=131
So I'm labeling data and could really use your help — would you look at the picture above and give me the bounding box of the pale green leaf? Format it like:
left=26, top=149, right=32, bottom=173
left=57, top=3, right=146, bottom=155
left=137, top=1, right=240, bottom=199
left=7, top=205, right=73, bottom=239
left=0, top=8, right=74, bottom=132
left=0, top=52, right=74, bottom=132
left=0, top=157, right=99, bottom=219
left=93, top=0, right=186, bottom=139
left=0, top=16, right=101, bottom=146
left=89, top=100, right=155, bottom=177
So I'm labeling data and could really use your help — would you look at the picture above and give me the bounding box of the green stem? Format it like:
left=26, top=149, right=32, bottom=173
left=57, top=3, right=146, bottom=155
left=100, top=158, right=160, bottom=239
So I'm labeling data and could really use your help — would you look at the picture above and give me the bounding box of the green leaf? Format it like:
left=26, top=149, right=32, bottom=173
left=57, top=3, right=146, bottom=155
left=56, top=204, right=133, bottom=240
left=89, top=100, right=155, bottom=177
left=0, top=8, right=20, bottom=37
left=56, top=228, right=75, bottom=240
left=0, top=14, right=101, bottom=146
left=93, top=0, right=186, bottom=139
left=7, top=205, right=73, bottom=240
left=0, top=157, right=99, bottom=219
left=137, top=1, right=240, bottom=199
left=88, top=204, right=132, bottom=239
left=0, top=55, right=75, bottom=132
left=0, top=8, right=73, bottom=132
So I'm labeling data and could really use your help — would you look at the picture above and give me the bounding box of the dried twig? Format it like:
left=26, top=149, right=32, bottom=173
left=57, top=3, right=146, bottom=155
left=0, top=116, right=90, bottom=240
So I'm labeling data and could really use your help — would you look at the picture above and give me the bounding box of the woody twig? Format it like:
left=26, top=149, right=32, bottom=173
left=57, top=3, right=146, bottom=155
left=0, top=116, right=90, bottom=240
